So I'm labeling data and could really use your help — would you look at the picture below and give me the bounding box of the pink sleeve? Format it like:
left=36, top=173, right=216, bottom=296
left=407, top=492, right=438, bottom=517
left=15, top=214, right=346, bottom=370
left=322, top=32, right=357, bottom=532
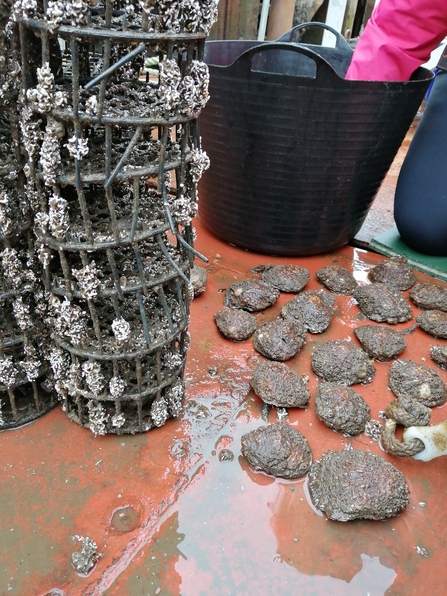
left=345, top=0, right=447, bottom=81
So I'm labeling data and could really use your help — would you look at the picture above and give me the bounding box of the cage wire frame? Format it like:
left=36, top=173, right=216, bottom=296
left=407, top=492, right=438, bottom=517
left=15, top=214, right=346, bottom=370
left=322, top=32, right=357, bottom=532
left=15, top=0, right=214, bottom=434
left=0, top=13, right=58, bottom=430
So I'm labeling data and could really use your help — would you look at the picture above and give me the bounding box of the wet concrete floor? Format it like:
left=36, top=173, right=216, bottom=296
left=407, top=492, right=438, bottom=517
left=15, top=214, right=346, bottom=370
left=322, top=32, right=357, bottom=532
left=1, top=218, right=447, bottom=596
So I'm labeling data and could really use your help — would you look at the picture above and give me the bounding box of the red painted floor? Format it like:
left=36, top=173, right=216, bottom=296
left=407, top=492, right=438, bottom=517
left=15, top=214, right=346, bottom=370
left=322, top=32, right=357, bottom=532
left=1, top=218, right=447, bottom=596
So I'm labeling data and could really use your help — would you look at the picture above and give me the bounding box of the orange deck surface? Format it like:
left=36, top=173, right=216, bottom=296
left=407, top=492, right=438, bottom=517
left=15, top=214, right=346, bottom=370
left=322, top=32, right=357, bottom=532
left=1, top=218, right=446, bottom=596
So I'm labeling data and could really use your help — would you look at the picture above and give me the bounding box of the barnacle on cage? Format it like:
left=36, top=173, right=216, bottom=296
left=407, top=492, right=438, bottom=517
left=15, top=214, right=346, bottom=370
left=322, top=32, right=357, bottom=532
left=109, top=375, right=126, bottom=399
left=166, top=378, right=184, bottom=417
left=72, top=261, right=102, bottom=300
left=150, top=394, right=169, bottom=427
left=48, top=192, right=69, bottom=239
left=20, top=344, right=42, bottom=381
left=82, top=360, right=106, bottom=396
left=198, top=0, right=219, bottom=34
left=85, top=95, right=98, bottom=117
left=111, top=413, right=125, bottom=428
left=45, top=0, right=64, bottom=30
left=12, top=295, right=33, bottom=330
left=26, top=64, right=55, bottom=114
left=157, top=59, right=181, bottom=112
left=0, top=356, right=18, bottom=388
left=20, top=107, right=42, bottom=159
left=36, top=242, right=53, bottom=269
left=189, top=148, right=210, bottom=184
left=40, top=121, right=62, bottom=186
left=50, top=295, right=88, bottom=346
left=188, top=60, right=210, bottom=110
left=1, top=246, right=24, bottom=288
left=0, top=191, right=12, bottom=237
left=48, top=346, right=71, bottom=380
left=34, top=211, right=49, bottom=234
left=65, top=135, right=89, bottom=161
left=111, top=317, right=131, bottom=346
left=11, top=0, right=36, bottom=21
left=86, top=399, right=108, bottom=436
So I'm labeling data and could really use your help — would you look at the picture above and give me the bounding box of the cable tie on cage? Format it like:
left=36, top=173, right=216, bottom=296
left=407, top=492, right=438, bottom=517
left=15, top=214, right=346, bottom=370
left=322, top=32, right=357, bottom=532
left=84, top=42, right=146, bottom=90
left=104, top=126, right=143, bottom=189
left=175, top=231, right=208, bottom=262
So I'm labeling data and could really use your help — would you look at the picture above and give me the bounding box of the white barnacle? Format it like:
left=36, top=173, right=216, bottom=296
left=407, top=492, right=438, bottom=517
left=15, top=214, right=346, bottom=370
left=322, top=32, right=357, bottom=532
left=166, top=378, right=184, bottom=417
left=150, top=394, right=169, bottom=427
left=85, top=95, right=98, bottom=116
left=27, top=63, right=55, bottom=113
left=109, top=376, right=126, bottom=399
left=111, top=413, right=125, bottom=428
left=189, top=148, right=210, bottom=184
left=188, top=61, right=210, bottom=111
left=51, top=296, right=88, bottom=346
left=65, top=135, right=89, bottom=161
left=86, top=400, right=108, bottom=436
left=11, top=0, right=37, bottom=21
left=40, top=121, right=61, bottom=186
left=0, top=191, right=12, bottom=237
left=36, top=244, right=53, bottom=268
left=157, top=59, right=181, bottom=112
left=82, top=361, right=106, bottom=396
left=20, top=357, right=41, bottom=382
left=65, top=0, right=89, bottom=26
left=111, top=318, right=131, bottom=346
left=48, top=193, right=69, bottom=239
left=49, top=346, right=71, bottom=380
left=0, top=356, right=18, bottom=388
left=19, top=107, right=42, bottom=158
left=13, top=296, right=33, bottom=330
left=46, top=0, right=65, bottom=29
left=72, top=261, right=102, bottom=300
left=34, top=211, right=50, bottom=233
left=1, top=247, right=23, bottom=288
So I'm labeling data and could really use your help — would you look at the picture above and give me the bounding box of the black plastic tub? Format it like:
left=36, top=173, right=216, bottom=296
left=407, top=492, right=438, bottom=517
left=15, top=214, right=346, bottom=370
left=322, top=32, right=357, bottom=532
left=198, top=24, right=433, bottom=256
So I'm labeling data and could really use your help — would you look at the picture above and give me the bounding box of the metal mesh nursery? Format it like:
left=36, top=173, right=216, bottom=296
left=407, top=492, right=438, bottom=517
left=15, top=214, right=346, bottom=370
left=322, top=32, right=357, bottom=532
left=0, top=5, right=58, bottom=429
left=14, top=0, right=216, bottom=434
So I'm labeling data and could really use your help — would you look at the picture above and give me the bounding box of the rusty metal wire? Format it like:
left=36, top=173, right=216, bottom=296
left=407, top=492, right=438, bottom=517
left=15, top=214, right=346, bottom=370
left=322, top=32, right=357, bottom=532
left=15, top=0, right=214, bottom=434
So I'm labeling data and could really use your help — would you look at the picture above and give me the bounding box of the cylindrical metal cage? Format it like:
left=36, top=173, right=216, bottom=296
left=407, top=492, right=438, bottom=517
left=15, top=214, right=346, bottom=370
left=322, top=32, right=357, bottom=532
left=13, top=0, right=215, bottom=434
left=0, top=9, right=58, bottom=429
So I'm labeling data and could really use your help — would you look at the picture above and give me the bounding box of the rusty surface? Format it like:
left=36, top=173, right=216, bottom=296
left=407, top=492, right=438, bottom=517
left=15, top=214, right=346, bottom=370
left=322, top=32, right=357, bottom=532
left=1, top=218, right=447, bottom=595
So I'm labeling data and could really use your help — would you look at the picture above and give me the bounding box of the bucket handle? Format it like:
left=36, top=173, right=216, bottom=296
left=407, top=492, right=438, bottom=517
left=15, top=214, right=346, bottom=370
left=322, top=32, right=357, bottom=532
left=277, top=21, right=352, bottom=53
left=232, top=42, right=341, bottom=81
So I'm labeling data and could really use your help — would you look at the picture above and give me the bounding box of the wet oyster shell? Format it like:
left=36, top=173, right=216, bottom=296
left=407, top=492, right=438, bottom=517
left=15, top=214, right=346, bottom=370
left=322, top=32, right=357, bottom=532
left=389, top=359, right=447, bottom=407
left=409, top=282, right=447, bottom=311
left=253, top=319, right=306, bottom=361
left=190, top=265, right=207, bottom=297
left=281, top=290, right=335, bottom=334
left=311, top=340, right=375, bottom=385
left=315, top=382, right=370, bottom=435
left=259, top=264, right=310, bottom=293
left=430, top=345, right=447, bottom=370
left=251, top=360, right=310, bottom=408
left=316, top=265, right=357, bottom=295
left=416, top=310, right=447, bottom=338
left=224, top=279, right=280, bottom=312
left=353, top=283, right=412, bottom=324
left=241, top=422, right=312, bottom=479
left=214, top=307, right=257, bottom=341
left=354, top=324, right=406, bottom=362
left=308, top=449, right=410, bottom=521
left=368, top=256, right=416, bottom=291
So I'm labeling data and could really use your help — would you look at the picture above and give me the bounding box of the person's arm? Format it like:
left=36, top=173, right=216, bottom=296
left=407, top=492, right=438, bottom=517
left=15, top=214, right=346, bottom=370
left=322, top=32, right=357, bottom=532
left=346, top=0, right=447, bottom=81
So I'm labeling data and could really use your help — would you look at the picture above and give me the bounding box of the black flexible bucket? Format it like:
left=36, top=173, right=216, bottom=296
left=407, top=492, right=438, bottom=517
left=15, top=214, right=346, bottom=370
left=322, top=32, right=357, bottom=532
left=198, top=23, right=434, bottom=256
